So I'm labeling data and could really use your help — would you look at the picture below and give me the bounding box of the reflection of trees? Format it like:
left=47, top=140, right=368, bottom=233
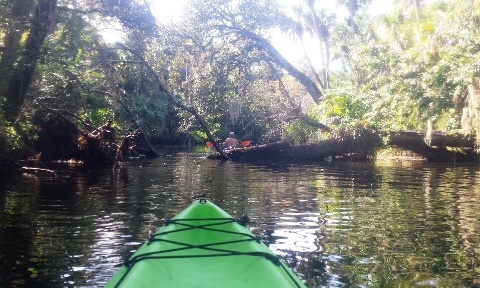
left=314, top=163, right=480, bottom=287
left=2, top=155, right=480, bottom=287
left=0, top=176, right=39, bottom=286
left=0, top=175, right=94, bottom=286
left=0, top=168, right=141, bottom=286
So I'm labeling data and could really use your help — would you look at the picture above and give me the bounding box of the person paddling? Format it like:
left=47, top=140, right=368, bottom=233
left=222, top=132, right=239, bottom=149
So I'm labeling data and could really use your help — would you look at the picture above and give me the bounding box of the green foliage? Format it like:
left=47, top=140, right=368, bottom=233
left=85, top=107, right=111, bottom=127
left=190, top=130, right=208, bottom=143
left=0, top=109, right=37, bottom=165
left=435, top=108, right=460, bottom=130
left=119, top=92, right=179, bottom=140
left=3, top=0, right=480, bottom=161
left=321, top=89, right=369, bottom=124
left=329, top=0, right=480, bottom=134
left=34, top=9, right=103, bottom=115
left=0, top=124, right=22, bottom=151
left=283, top=120, right=317, bottom=144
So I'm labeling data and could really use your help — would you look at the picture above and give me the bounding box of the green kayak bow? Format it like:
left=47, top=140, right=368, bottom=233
left=105, top=199, right=307, bottom=288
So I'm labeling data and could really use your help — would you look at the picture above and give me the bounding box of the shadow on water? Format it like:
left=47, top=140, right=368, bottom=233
left=0, top=148, right=480, bottom=287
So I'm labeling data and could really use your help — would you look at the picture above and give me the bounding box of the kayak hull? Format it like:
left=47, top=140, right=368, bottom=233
left=105, top=199, right=307, bottom=288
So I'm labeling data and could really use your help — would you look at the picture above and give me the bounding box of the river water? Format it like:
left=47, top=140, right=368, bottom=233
left=0, top=147, right=479, bottom=287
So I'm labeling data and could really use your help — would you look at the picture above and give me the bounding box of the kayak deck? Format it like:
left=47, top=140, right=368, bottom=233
left=105, top=199, right=307, bottom=288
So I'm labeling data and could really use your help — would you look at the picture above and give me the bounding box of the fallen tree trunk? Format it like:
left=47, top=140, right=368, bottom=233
left=207, top=140, right=374, bottom=162
left=387, top=130, right=478, bottom=162
left=208, top=128, right=382, bottom=162
left=388, top=130, right=476, bottom=147
left=208, top=129, right=479, bottom=163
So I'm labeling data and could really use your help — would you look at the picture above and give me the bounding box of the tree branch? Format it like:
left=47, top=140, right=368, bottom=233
left=224, top=27, right=324, bottom=103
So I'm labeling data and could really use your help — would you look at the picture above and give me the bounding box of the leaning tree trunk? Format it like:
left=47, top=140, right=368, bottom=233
left=2, top=0, right=57, bottom=122
left=239, top=30, right=324, bottom=104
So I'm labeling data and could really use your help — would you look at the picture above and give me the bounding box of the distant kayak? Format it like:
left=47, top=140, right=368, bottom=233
left=105, top=199, right=307, bottom=288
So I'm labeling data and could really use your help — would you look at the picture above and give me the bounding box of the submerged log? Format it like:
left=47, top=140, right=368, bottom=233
left=20, top=167, right=57, bottom=177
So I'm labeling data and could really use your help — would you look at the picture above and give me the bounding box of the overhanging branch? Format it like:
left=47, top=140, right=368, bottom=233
left=214, top=26, right=324, bottom=103
left=266, top=61, right=331, bottom=132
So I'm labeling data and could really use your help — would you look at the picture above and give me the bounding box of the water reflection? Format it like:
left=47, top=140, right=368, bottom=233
left=0, top=149, right=479, bottom=287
